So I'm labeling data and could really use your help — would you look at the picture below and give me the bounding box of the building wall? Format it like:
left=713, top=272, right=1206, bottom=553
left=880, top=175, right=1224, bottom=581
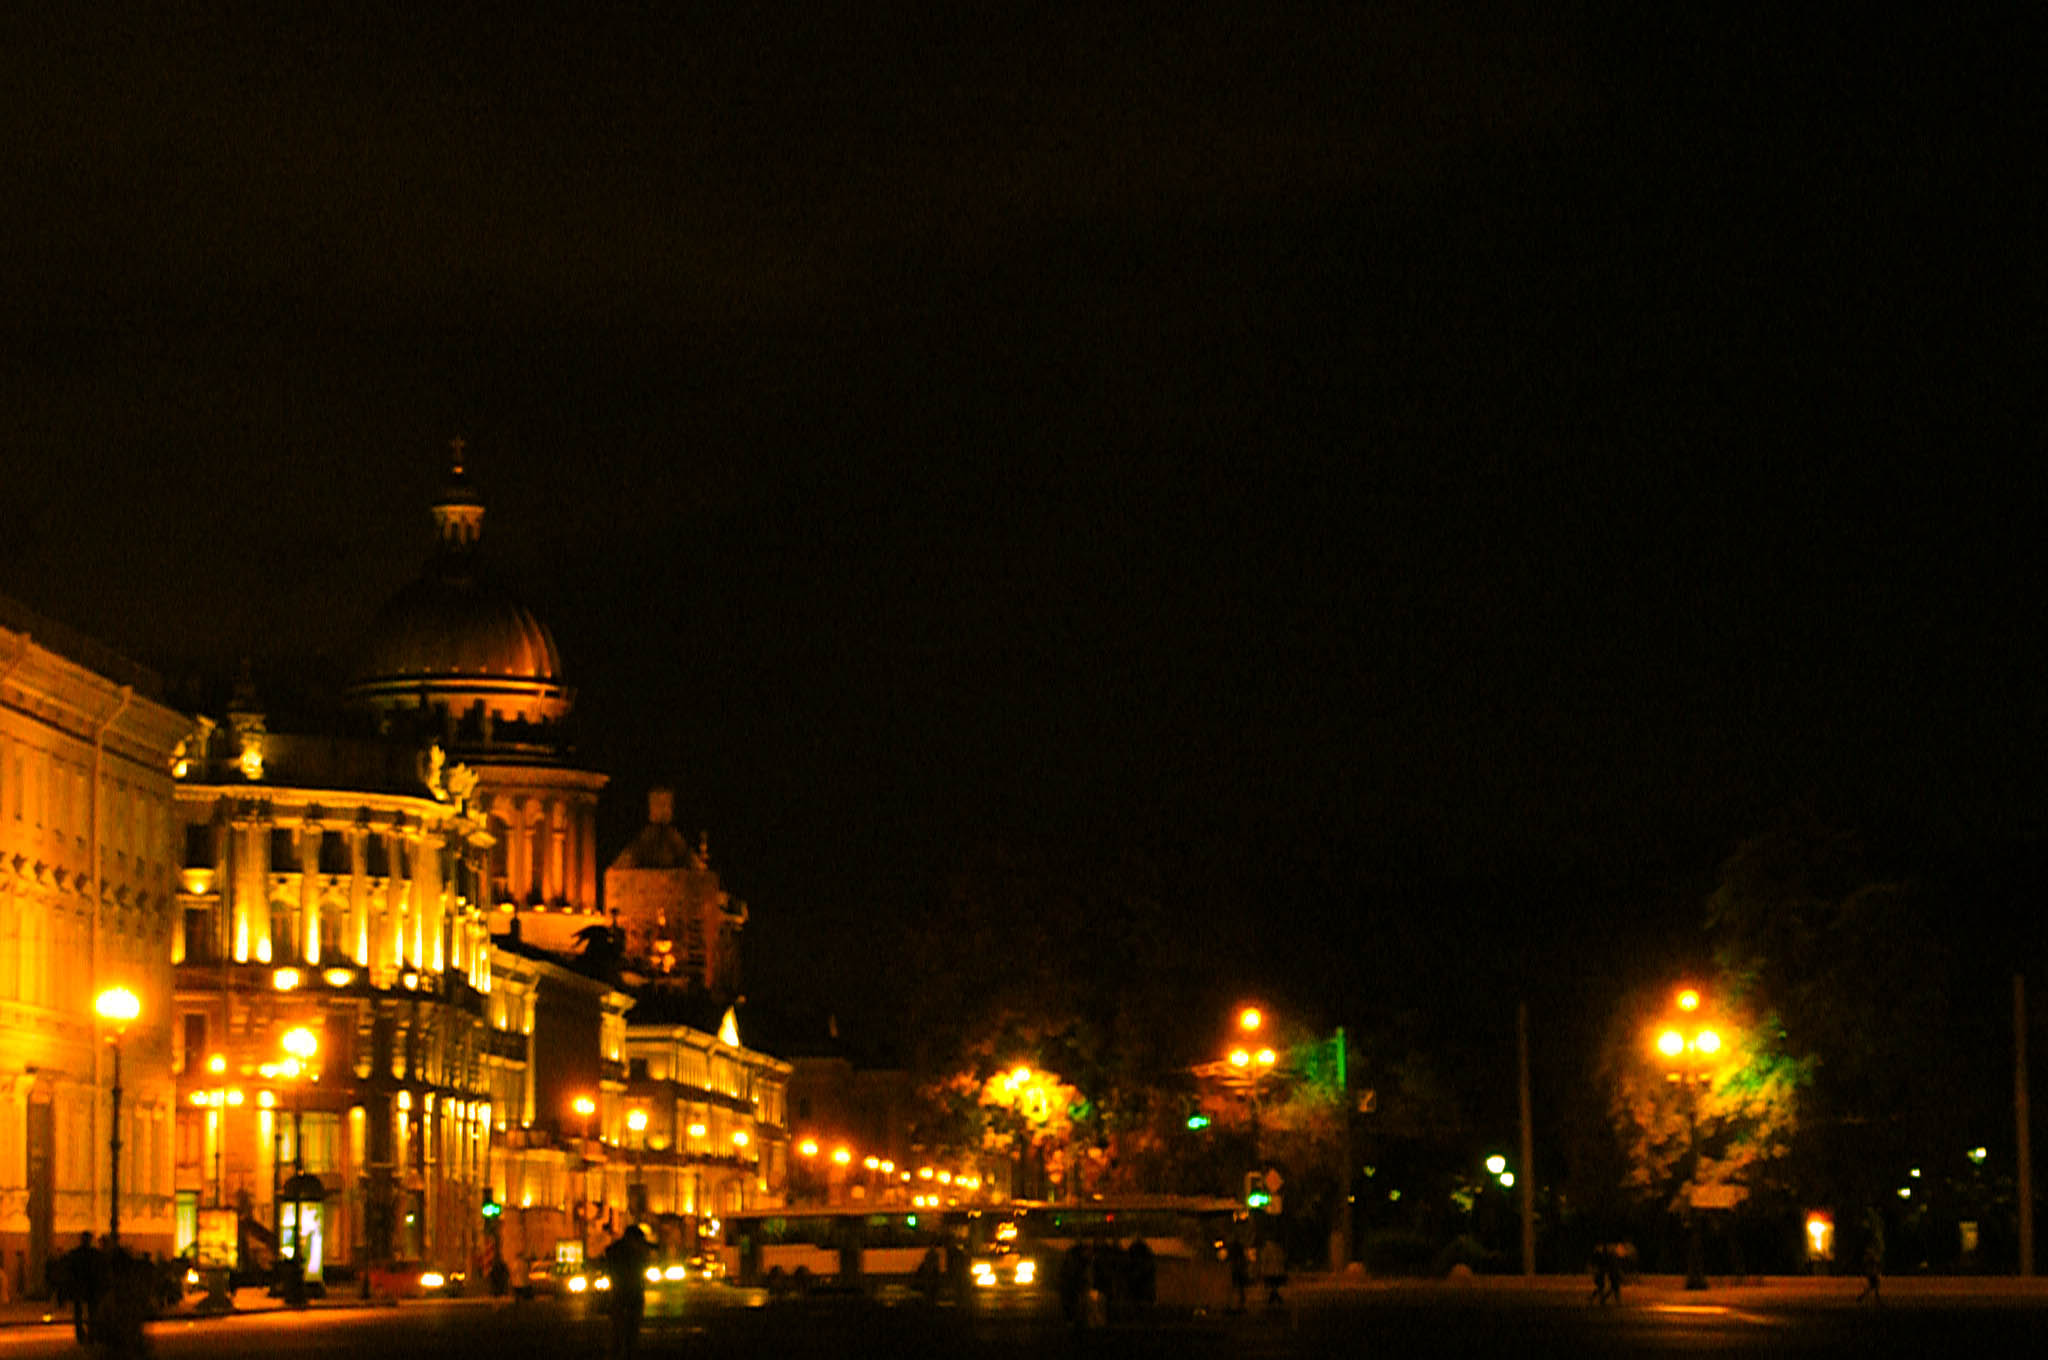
left=1, top=616, right=189, bottom=1297
left=169, top=729, right=502, bottom=1277
left=620, top=1022, right=790, bottom=1238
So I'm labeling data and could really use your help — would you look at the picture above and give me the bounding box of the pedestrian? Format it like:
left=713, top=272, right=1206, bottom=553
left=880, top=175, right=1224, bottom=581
left=53, top=1231, right=101, bottom=1342
left=1126, top=1236, right=1156, bottom=1310
left=487, top=1252, right=510, bottom=1299
left=1589, top=1243, right=1621, bottom=1305
left=1857, top=1208, right=1884, bottom=1307
left=1257, top=1234, right=1287, bottom=1310
left=1058, top=1241, right=1091, bottom=1328
left=1225, top=1236, right=1249, bottom=1314
left=602, top=1224, right=654, bottom=1360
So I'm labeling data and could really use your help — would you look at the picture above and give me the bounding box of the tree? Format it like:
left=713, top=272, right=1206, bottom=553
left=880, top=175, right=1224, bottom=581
left=1600, top=983, right=1809, bottom=1217
left=1703, top=817, right=1957, bottom=1203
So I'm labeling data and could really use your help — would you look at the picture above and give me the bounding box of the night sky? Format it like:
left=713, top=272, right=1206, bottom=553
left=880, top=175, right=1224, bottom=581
left=6, top=8, right=2042, bottom=1047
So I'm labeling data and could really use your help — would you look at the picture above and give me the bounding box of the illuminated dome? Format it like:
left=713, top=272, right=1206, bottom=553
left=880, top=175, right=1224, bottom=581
left=349, top=447, right=572, bottom=729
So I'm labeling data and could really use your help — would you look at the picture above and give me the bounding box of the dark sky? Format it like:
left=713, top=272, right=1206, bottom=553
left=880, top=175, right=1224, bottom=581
left=5, top=7, right=2042, bottom=1036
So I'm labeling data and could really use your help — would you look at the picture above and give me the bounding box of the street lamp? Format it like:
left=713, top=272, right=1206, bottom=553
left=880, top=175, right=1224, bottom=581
left=572, top=1096, right=597, bottom=1234
left=94, top=987, right=142, bottom=1245
left=279, top=1027, right=319, bottom=1281
left=1655, top=988, right=1721, bottom=1291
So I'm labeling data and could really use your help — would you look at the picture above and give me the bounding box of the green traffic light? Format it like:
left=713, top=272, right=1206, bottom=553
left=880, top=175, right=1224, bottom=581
left=1246, top=1191, right=1270, bottom=1209
left=481, top=1199, right=502, bottom=1219
left=1186, top=1114, right=1211, bottom=1130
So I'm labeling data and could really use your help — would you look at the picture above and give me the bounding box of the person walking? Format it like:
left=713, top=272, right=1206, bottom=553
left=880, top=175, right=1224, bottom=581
left=602, top=1224, right=654, bottom=1360
left=1589, top=1243, right=1622, bottom=1305
left=1257, top=1233, right=1287, bottom=1310
left=53, top=1232, right=101, bottom=1342
left=1856, top=1208, right=1885, bottom=1307
left=1225, top=1236, right=1249, bottom=1314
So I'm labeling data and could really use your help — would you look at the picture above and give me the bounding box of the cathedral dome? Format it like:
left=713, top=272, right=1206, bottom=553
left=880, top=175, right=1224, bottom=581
left=348, top=445, right=572, bottom=728
left=357, top=573, right=563, bottom=686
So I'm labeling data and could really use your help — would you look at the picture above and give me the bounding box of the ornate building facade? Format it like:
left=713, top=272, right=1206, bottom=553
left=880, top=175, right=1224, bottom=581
left=168, top=688, right=500, bottom=1276
left=1, top=598, right=190, bottom=1296
left=619, top=997, right=789, bottom=1243
left=604, top=788, right=746, bottom=995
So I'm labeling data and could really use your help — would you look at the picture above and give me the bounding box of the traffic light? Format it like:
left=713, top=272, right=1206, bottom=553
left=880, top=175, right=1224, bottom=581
left=1243, top=1172, right=1269, bottom=1209
left=1186, top=1113, right=1211, bottom=1131
left=481, top=1194, right=502, bottom=1220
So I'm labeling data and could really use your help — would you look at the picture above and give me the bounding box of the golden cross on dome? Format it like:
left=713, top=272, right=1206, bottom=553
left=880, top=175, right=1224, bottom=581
left=449, top=435, right=466, bottom=475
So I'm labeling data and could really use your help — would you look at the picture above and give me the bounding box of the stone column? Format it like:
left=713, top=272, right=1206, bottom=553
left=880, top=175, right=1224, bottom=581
left=233, top=807, right=268, bottom=963
left=348, top=822, right=369, bottom=968
left=300, top=819, right=323, bottom=965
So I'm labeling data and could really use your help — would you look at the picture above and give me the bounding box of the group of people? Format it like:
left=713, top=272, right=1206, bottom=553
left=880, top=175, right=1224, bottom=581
left=1057, top=1237, right=1157, bottom=1327
left=48, top=1233, right=181, bottom=1354
left=1224, top=1234, right=1288, bottom=1313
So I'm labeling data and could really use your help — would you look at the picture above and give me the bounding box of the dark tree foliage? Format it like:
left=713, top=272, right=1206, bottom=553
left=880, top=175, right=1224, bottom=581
left=1704, top=816, right=1958, bottom=1204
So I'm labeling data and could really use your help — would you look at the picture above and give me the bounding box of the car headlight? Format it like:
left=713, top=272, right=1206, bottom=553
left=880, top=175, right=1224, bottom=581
left=972, top=1262, right=996, bottom=1287
left=1013, top=1259, right=1036, bottom=1285
left=567, top=1276, right=589, bottom=1294
left=419, top=1272, right=446, bottom=1290
left=594, top=1275, right=613, bottom=1291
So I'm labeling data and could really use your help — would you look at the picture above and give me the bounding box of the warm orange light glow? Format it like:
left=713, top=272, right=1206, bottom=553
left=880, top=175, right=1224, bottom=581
left=832, top=1147, right=852, bottom=1166
left=1657, top=1030, right=1686, bottom=1058
left=1677, top=988, right=1701, bottom=1012
left=799, top=1139, right=819, bottom=1158
left=1010, top=1066, right=1032, bottom=1086
left=281, top=1027, right=318, bottom=1061
left=1239, top=1007, right=1263, bottom=1032
left=572, top=1096, right=597, bottom=1118
left=207, top=1053, right=227, bottom=1075
left=272, top=968, right=302, bottom=991
left=732, top=1131, right=751, bottom=1148
left=94, top=987, right=142, bottom=1026
left=1255, top=1048, right=1277, bottom=1068
left=1695, top=1029, right=1722, bottom=1055
left=1229, top=1048, right=1251, bottom=1068
left=863, top=1156, right=879, bottom=1170
left=627, top=1109, right=647, bottom=1132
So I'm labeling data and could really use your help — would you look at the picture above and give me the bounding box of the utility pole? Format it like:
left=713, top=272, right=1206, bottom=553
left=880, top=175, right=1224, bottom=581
left=2018, top=975, right=2034, bottom=1277
left=1517, top=1002, right=1535, bottom=1277
left=1335, top=1027, right=1352, bottom=1271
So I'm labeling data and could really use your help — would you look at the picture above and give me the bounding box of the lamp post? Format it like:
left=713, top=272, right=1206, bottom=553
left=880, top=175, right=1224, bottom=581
left=572, top=1096, right=597, bottom=1238
left=94, top=987, right=142, bottom=1245
left=1656, top=988, right=1721, bottom=1292
left=1226, top=1033, right=1278, bottom=1172
left=281, top=1027, right=319, bottom=1275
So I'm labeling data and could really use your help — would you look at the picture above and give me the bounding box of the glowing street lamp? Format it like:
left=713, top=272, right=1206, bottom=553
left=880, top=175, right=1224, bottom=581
left=94, top=987, right=141, bottom=1244
left=1656, top=987, right=1723, bottom=1291
left=1238, top=1007, right=1264, bottom=1033
left=572, top=1096, right=598, bottom=1227
left=278, top=1028, right=319, bottom=1276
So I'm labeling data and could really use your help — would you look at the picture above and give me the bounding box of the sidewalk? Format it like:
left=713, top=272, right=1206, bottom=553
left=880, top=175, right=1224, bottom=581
left=0, top=1285, right=393, bottom=1330
left=1289, top=1270, right=2048, bottom=1306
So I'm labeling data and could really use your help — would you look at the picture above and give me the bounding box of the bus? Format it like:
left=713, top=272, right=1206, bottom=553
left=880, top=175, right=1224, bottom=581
left=711, top=1197, right=1245, bottom=1309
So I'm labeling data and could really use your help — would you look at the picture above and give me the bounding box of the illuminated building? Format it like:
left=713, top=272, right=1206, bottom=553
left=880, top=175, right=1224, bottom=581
left=1, top=597, right=190, bottom=1291
left=168, top=675, right=499, bottom=1276
left=604, top=788, right=746, bottom=994
left=345, top=447, right=609, bottom=956
left=481, top=937, right=632, bottom=1268
left=619, top=994, right=789, bottom=1235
